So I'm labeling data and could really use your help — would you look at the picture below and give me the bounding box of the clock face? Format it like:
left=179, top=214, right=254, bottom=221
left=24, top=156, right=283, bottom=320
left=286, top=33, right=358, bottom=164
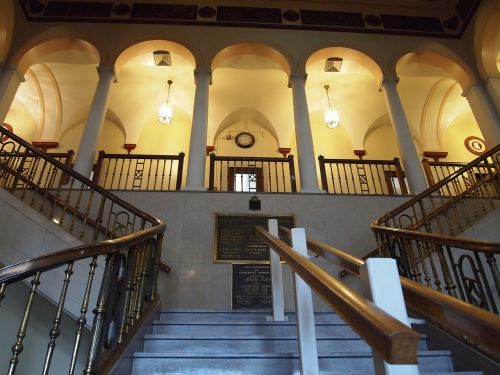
left=235, top=132, right=255, bottom=148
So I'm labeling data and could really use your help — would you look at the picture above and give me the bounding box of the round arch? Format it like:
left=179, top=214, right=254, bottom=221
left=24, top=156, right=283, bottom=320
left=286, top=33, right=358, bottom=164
left=211, top=42, right=291, bottom=75
left=306, top=47, right=383, bottom=83
left=474, top=2, right=500, bottom=77
left=0, top=0, right=14, bottom=62
left=394, top=45, right=476, bottom=91
left=114, top=40, right=196, bottom=76
left=13, top=37, right=100, bottom=76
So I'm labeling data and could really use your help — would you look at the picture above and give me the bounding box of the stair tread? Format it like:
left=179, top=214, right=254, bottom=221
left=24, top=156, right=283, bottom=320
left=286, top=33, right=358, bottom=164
left=144, top=333, right=426, bottom=340
left=134, top=350, right=452, bottom=358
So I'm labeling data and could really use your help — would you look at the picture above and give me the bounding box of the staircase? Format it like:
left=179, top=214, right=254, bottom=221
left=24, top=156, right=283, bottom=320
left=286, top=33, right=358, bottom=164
left=131, top=310, right=482, bottom=375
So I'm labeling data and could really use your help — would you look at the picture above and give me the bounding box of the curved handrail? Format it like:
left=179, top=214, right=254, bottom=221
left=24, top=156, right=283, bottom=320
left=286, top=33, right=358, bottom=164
left=284, top=228, right=500, bottom=361
left=373, top=144, right=499, bottom=228
left=0, top=225, right=165, bottom=284
left=256, top=225, right=420, bottom=365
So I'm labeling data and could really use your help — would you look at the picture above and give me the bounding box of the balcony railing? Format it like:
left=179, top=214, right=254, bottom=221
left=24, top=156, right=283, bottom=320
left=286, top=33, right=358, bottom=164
left=208, top=153, right=297, bottom=193
left=318, top=156, right=408, bottom=195
left=93, top=151, right=185, bottom=191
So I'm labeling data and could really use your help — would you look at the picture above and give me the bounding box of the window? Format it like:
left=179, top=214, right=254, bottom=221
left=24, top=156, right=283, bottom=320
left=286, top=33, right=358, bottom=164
left=228, top=167, right=263, bottom=192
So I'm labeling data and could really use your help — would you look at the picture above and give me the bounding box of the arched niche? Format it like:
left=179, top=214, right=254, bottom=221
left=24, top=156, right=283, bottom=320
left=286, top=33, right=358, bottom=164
left=363, top=115, right=399, bottom=159
left=474, top=1, right=500, bottom=77
left=209, top=43, right=294, bottom=147
left=395, top=47, right=475, bottom=91
left=305, top=47, right=386, bottom=156
left=0, top=0, right=14, bottom=62
left=13, top=38, right=100, bottom=76
left=114, top=40, right=196, bottom=75
left=211, top=43, right=291, bottom=75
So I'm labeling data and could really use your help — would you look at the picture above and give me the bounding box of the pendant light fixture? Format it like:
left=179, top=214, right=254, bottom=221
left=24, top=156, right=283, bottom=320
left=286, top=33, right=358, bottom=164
left=324, top=84, right=339, bottom=129
left=158, top=80, right=173, bottom=125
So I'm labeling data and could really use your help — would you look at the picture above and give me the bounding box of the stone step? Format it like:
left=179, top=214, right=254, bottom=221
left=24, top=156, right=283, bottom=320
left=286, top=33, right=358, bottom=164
left=152, top=322, right=358, bottom=337
left=143, top=334, right=429, bottom=353
left=158, top=310, right=344, bottom=324
left=132, top=350, right=455, bottom=375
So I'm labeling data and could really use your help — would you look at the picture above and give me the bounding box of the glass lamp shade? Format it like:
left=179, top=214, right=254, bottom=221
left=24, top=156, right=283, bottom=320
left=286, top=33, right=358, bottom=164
left=324, top=107, right=339, bottom=129
left=158, top=103, right=173, bottom=125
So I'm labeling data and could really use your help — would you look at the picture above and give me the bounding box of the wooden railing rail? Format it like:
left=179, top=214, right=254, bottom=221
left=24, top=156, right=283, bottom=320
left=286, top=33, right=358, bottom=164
left=318, top=156, right=408, bottom=195
left=0, top=126, right=166, bottom=375
left=255, top=226, right=420, bottom=365
left=208, top=153, right=297, bottom=193
left=277, top=227, right=500, bottom=361
left=93, top=150, right=185, bottom=191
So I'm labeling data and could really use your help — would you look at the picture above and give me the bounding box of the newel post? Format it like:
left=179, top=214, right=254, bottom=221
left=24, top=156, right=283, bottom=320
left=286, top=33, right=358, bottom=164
left=208, top=153, right=215, bottom=191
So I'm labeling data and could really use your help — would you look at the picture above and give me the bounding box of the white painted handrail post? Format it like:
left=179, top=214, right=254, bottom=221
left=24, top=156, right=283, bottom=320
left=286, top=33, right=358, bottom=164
left=291, top=228, right=319, bottom=375
left=360, top=258, right=420, bottom=375
left=268, top=219, right=285, bottom=321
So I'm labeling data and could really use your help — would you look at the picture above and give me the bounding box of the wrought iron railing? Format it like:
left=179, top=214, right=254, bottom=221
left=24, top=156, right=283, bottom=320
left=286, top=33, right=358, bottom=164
left=372, top=145, right=500, bottom=314
left=318, top=156, right=408, bottom=195
left=93, top=151, right=185, bottom=191
left=208, top=153, right=297, bottom=193
left=422, top=158, right=496, bottom=188
left=0, top=126, right=165, bottom=374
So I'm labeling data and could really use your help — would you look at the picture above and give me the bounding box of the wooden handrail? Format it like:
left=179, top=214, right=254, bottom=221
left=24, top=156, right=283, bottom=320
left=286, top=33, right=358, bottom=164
left=256, top=226, right=419, bottom=365
left=210, top=154, right=292, bottom=163
left=96, top=152, right=185, bottom=160
left=0, top=224, right=165, bottom=284
left=373, top=226, right=500, bottom=254
left=282, top=227, right=500, bottom=361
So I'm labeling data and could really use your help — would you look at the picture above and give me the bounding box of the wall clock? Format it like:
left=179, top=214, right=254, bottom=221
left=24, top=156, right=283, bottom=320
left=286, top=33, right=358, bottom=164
left=235, top=132, right=255, bottom=148
left=464, top=136, right=486, bottom=156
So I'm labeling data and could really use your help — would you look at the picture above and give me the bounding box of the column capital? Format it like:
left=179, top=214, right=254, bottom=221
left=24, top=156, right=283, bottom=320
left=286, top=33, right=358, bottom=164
left=194, top=70, right=212, bottom=85
left=96, top=66, right=117, bottom=82
left=379, top=76, right=399, bottom=92
left=288, top=74, right=307, bottom=88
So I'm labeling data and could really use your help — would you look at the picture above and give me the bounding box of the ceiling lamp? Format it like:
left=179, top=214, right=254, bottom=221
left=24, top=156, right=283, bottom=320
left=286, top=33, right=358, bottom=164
left=324, top=85, right=339, bottom=129
left=153, top=50, right=172, bottom=66
left=158, top=80, right=173, bottom=125
left=324, top=57, right=343, bottom=72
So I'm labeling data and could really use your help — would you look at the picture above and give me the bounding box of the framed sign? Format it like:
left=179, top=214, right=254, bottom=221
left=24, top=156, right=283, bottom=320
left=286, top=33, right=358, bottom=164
left=232, top=264, right=271, bottom=309
left=214, top=213, right=294, bottom=263
left=464, top=136, right=486, bottom=156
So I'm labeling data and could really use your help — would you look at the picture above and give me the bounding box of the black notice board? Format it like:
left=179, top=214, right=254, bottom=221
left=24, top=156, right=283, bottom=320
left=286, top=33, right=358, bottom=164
left=215, top=214, right=294, bottom=262
left=232, top=264, right=272, bottom=309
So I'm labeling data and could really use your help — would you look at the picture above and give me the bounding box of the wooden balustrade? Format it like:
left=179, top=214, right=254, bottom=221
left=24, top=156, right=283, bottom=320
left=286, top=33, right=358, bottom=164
left=318, top=156, right=408, bottom=195
left=93, top=151, right=185, bottom=191
left=256, top=225, right=419, bottom=364
left=422, top=158, right=496, bottom=188
left=208, top=153, right=297, bottom=193
left=280, top=227, right=500, bottom=361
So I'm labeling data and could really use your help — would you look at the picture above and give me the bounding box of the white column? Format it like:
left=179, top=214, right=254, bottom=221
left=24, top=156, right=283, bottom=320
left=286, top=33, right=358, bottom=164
left=289, top=75, right=321, bottom=193
left=381, top=78, right=428, bottom=194
left=0, top=66, right=24, bottom=123
left=464, top=81, right=500, bottom=148
left=73, top=67, right=115, bottom=178
left=483, top=76, right=500, bottom=116
left=184, top=70, right=211, bottom=191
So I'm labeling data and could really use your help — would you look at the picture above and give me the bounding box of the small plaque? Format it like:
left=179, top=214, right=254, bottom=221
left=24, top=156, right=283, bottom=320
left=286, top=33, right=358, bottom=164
left=232, top=264, right=272, bottom=309
left=215, top=214, right=294, bottom=262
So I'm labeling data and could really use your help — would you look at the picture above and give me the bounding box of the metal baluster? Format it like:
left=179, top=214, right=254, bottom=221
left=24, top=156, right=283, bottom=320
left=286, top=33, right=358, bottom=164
left=84, top=254, right=119, bottom=375
left=0, top=282, right=6, bottom=306
left=7, top=272, right=41, bottom=375
left=474, top=252, right=498, bottom=313
left=42, top=262, right=74, bottom=375
left=124, top=158, right=132, bottom=190
left=485, top=254, right=500, bottom=299
left=117, top=248, right=139, bottom=343
left=445, top=246, right=467, bottom=301
left=69, top=257, right=98, bottom=375
left=165, top=159, right=172, bottom=191
left=414, top=240, right=431, bottom=287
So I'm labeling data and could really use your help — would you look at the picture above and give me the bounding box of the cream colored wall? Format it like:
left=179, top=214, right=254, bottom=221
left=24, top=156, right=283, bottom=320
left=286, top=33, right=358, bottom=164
left=441, top=110, right=485, bottom=162
left=54, top=118, right=126, bottom=154
left=4, top=105, right=38, bottom=142
left=364, top=123, right=400, bottom=160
